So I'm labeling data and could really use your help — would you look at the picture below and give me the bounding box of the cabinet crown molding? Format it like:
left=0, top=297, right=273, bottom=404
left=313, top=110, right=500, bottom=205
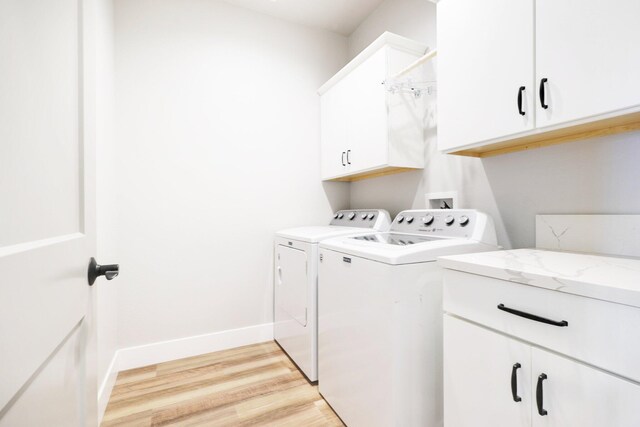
left=318, top=32, right=427, bottom=95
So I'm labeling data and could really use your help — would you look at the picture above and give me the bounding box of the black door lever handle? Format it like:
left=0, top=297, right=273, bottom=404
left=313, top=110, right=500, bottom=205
left=88, top=257, right=119, bottom=286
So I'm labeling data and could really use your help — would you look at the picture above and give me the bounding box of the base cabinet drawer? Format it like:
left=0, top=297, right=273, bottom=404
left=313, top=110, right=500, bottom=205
left=443, top=270, right=640, bottom=383
left=445, top=316, right=640, bottom=427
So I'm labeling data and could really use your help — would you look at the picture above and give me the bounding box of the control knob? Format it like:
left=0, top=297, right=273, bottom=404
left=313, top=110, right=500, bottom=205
left=445, top=215, right=455, bottom=226
left=348, top=212, right=356, bottom=220
left=334, top=213, right=339, bottom=219
left=361, top=213, right=368, bottom=219
left=397, top=215, right=405, bottom=223
left=406, top=216, right=414, bottom=224
left=368, top=213, right=375, bottom=220
left=421, top=214, right=434, bottom=225
left=459, top=215, right=470, bottom=226
left=338, top=213, right=344, bottom=219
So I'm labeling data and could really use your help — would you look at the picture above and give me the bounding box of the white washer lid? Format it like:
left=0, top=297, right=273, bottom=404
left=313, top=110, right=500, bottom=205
left=276, top=226, right=373, bottom=244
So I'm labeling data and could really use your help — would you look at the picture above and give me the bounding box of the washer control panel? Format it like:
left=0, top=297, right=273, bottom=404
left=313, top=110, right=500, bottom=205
left=330, top=209, right=390, bottom=229
left=391, top=209, right=479, bottom=238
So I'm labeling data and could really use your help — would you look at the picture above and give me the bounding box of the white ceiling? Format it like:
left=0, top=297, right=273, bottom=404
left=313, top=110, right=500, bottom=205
left=220, top=0, right=387, bottom=35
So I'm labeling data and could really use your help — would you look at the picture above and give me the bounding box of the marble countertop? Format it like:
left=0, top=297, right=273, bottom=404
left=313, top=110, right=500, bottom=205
left=438, top=249, right=640, bottom=309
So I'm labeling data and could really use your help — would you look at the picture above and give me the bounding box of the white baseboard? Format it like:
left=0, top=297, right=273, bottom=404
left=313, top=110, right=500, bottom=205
left=117, top=322, right=274, bottom=372
left=98, top=353, right=119, bottom=425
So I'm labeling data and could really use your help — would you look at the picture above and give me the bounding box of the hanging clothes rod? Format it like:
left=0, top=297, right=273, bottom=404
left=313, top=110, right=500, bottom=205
left=390, top=49, right=437, bottom=80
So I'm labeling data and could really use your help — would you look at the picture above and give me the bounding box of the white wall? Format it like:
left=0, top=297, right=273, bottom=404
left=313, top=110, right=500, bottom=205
left=347, top=0, right=640, bottom=249
left=111, top=0, right=349, bottom=350
left=95, top=0, right=118, bottom=419
left=349, top=0, right=436, bottom=56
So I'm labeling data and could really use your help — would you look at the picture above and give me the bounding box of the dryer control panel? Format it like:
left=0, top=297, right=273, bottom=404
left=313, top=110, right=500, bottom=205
left=330, top=209, right=391, bottom=230
left=390, top=209, right=496, bottom=244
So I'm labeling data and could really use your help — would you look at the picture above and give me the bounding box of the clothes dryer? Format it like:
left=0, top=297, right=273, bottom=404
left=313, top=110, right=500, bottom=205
left=274, top=209, right=390, bottom=382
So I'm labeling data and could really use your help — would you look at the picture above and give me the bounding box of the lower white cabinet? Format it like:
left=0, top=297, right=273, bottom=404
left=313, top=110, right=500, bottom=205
left=531, top=347, right=640, bottom=427
left=444, top=315, right=531, bottom=427
left=445, top=316, right=640, bottom=427
left=443, top=269, right=640, bottom=426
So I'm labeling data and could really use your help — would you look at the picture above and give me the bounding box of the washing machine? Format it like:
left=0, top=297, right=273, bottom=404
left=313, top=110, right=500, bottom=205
left=274, top=209, right=391, bottom=382
left=318, top=209, right=499, bottom=427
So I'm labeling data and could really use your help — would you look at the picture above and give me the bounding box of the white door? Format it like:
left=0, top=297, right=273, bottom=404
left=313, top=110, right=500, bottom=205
left=276, top=245, right=308, bottom=327
left=320, top=80, right=348, bottom=180
left=346, top=47, right=388, bottom=173
left=444, top=316, right=531, bottom=427
left=531, top=347, right=640, bottom=427
left=535, top=0, right=640, bottom=128
left=0, top=0, right=97, bottom=425
left=437, top=0, right=534, bottom=152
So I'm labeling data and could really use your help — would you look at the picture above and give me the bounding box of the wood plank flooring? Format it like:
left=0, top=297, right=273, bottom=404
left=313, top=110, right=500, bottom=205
left=101, top=341, right=344, bottom=426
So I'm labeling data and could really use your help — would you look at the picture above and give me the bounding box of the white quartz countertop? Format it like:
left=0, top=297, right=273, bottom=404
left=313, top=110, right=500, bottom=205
left=438, top=249, right=640, bottom=309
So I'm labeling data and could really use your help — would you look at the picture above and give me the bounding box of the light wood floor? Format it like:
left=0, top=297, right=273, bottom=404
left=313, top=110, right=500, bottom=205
left=101, top=341, right=344, bottom=426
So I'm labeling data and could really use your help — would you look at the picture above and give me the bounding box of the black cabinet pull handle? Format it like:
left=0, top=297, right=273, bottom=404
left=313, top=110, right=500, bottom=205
left=341, top=151, right=346, bottom=166
left=347, top=149, right=351, bottom=165
left=536, top=373, right=548, bottom=416
left=511, top=363, right=522, bottom=402
left=517, top=86, right=526, bottom=115
left=539, top=78, right=549, bottom=109
left=497, top=304, right=568, bottom=327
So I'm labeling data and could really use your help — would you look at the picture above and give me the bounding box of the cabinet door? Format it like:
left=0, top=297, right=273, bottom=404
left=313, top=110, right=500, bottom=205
left=444, top=316, right=531, bottom=427
left=438, top=0, right=534, bottom=152
left=531, top=348, right=640, bottom=427
left=346, top=47, right=389, bottom=173
left=536, top=0, right=640, bottom=128
left=320, top=80, right=347, bottom=179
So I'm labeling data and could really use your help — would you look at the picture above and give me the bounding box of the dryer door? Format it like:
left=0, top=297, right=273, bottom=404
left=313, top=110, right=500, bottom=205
left=276, top=245, right=308, bottom=327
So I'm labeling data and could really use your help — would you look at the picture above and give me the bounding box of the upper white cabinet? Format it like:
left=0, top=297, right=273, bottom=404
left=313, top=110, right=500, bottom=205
left=438, top=0, right=640, bottom=157
left=535, top=0, right=640, bottom=128
left=437, top=0, right=534, bottom=153
left=319, top=32, right=427, bottom=182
